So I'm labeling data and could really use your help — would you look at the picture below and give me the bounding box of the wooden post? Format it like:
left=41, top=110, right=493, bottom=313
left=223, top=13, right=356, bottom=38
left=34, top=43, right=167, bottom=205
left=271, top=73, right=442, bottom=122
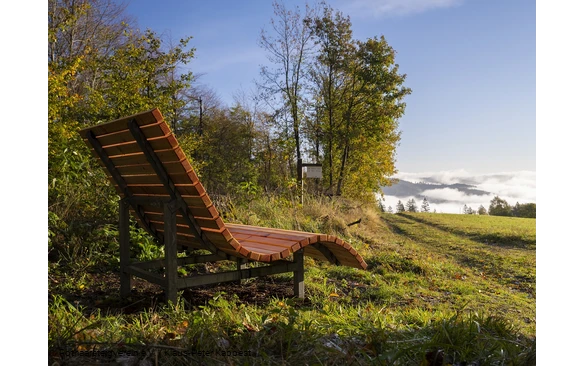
left=119, top=199, right=131, bottom=298
left=164, top=200, right=178, bottom=304
left=237, top=258, right=248, bottom=285
left=293, top=249, right=305, bottom=299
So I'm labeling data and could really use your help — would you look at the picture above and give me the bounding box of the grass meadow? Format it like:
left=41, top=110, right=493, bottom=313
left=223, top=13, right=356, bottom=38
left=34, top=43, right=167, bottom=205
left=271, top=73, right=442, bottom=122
left=49, top=196, right=536, bottom=365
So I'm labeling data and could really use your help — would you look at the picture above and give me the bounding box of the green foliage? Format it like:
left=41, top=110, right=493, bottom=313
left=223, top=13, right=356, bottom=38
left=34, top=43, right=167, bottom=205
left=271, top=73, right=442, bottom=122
left=421, top=197, right=430, bottom=212
left=396, top=200, right=405, bottom=212
left=513, top=202, right=536, bottom=218
left=130, top=225, right=164, bottom=262
left=308, top=6, right=410, bottom=200
left=477, top=205, right=487, bottom=215
left=488, top=196, right=512, bottom=217
left=81, top=29, right=195, bottom=122
left=406, top=198, right=418, bottom=212
left=194, top=105, right=259, bottom=194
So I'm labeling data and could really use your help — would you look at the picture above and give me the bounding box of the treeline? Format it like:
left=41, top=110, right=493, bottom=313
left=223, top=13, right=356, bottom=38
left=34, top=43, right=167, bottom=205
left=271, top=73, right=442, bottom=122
left=48, top=1, right=409, bottom=257
left=383, top=196, right=535, bottom=218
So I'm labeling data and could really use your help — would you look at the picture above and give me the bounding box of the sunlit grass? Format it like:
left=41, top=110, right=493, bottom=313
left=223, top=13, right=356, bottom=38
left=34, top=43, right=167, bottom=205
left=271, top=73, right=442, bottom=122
left=49, top=197, right=536, bottom=365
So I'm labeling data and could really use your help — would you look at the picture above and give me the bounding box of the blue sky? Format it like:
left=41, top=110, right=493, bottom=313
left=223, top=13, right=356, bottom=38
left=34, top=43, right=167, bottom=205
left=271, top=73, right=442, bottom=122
left=123, top=0, right=535, bottom=175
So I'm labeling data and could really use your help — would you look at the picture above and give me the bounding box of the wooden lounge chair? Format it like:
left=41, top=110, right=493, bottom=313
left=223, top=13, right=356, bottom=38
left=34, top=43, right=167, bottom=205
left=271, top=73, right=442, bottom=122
left=79, top=109, right=367, bottom=302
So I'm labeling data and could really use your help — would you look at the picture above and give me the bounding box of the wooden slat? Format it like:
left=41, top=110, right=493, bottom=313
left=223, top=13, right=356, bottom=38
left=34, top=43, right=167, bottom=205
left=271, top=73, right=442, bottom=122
left=108, top=149, right=185, bottom=166
left=79, top=109, right=162, bottom=137
left=126, top=185, right=199, bottom=196
left=144, top=211, right=222, bottom=230
left=121, top=173, right=196, bottom=185
left=94, top=121, right=168, bottom=145
left=227, top=226, right=313, bottom=241
left=237, top=235, right=298, bottom=248
left=116, top=161, right=185, bottom=175
left=226, top=223, right=324, bottom=236
left=102, top=135, right=177, bottom=156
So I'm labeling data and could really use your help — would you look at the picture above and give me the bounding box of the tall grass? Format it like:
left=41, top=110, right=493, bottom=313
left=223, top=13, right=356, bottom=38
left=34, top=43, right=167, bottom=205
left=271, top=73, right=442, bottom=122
left=49, top=195, right=536, bottom=365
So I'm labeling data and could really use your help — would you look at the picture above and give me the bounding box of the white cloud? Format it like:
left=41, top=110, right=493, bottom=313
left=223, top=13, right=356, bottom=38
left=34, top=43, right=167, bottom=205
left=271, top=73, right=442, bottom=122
left=381, top=170, right=536, bottom=214
left=339, top=0, right=464, bottom=17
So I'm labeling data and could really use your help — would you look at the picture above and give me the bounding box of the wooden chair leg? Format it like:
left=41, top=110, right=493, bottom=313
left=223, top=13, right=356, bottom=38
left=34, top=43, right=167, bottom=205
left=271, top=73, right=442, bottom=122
left=293, top=250, right=305, bottom=299
left=237, top=258, right=248, bottom=285
left=164, top=201, right=178, bottom=304
left=119, top=199, right=132, bottom=298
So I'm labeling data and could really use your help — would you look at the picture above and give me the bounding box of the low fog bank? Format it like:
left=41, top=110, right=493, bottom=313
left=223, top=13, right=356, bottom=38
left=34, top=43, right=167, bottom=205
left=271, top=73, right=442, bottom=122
left=381, top=170, right=536, bottom=214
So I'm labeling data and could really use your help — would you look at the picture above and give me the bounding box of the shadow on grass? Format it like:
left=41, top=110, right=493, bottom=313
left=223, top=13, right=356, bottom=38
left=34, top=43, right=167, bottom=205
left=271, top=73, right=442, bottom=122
left=397, top=213, right=535, bottom=250
left=49, top=269, right=304, bottom=318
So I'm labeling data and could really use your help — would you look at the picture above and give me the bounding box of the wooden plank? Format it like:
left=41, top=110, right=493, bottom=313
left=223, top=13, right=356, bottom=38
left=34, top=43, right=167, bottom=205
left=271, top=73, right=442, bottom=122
left=125, top=266, right=166, bottom=287
left=102, top=135, right=177, bottom=156
left=227, top=227, right=312, bottom=241
left=236, top=235, right=298, bottom=248
left=313, top=243, right=338, bottom=265
left=79, top=109, right=161, bottom=137
left=226, top=223, right=324, bottom=236
left=183, top=194, right=212, bottom=208
left=121, top=172, right=196, bottom=185
left=175, top=260, right=296, bottom=289
left=168, top=230, right=233, bottom=251
left=94, top=121, right=168, bottom=145
left=302, top=246, right=330, bottom=262
left=151, top=221, right=194, bottom=236
left=108, top=149, right=184, bottom=166
left=126, top=185, right=199, bottom=196
left=116, top=161, right=188, bottom=175
left=138, top=204, right=216, bottom=219
left=202, top=228, right=233, bottom=244
left=238, top=241, right=289, bottom=255
left=145, top=211, right=222, bottom=230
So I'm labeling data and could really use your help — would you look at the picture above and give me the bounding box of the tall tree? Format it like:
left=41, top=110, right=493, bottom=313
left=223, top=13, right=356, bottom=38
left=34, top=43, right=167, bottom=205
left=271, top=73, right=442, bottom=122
left=488, top=196, right=512, bottom=216
left=308, top=6, right=410, bottom=199
left=478, top=205, right=487, bottom=215
left=512, top=202, right=536, bottom=218
left=259, top=1, right=317, bottom=183
left=309, top=5, right=354, bottom=193
left=406, top=199, right=418, bottom=212
left=421, top=197, right=430, bottom=212
left=396, top=200, right=405, bottom=213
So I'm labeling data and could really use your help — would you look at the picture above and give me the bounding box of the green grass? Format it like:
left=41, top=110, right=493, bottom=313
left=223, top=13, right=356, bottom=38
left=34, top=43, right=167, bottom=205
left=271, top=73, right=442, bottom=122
left=48, top=198, right=536, bottom=365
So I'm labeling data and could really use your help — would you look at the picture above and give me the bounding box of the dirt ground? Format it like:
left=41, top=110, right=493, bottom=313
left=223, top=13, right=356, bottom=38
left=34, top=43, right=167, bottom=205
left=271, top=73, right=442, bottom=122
left=49, top=270, right=302, bottom=316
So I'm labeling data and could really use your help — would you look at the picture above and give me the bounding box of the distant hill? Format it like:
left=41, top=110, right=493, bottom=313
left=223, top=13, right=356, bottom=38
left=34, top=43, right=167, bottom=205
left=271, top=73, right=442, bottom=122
left=381, top=180, right=491, bottom=203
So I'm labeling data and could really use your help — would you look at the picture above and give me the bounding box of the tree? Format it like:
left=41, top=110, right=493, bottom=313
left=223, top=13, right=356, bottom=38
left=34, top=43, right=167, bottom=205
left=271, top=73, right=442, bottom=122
left=512, top=202, right=536, bottom=218
left=465, top=206, right=476, bottom=215
left=378, top=199, right=385, bottom=212
left=406, top=199, right=418, bottom=212
left=194, top=104, right=259, bottom=194
left=421, top=197, right=430, bottom=212
left=488, top=196, right=512, bottom=216
left=258, top=1, right=317, bottom=184
left=309, top=5, right=354, bottom=193
left=307, top=5, right=410, bottom=200
left=386, top=205, right=393, bottom=214
left=396, top=200, right=405, bottom=213
left=478, top=205, right=487, bottom=215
